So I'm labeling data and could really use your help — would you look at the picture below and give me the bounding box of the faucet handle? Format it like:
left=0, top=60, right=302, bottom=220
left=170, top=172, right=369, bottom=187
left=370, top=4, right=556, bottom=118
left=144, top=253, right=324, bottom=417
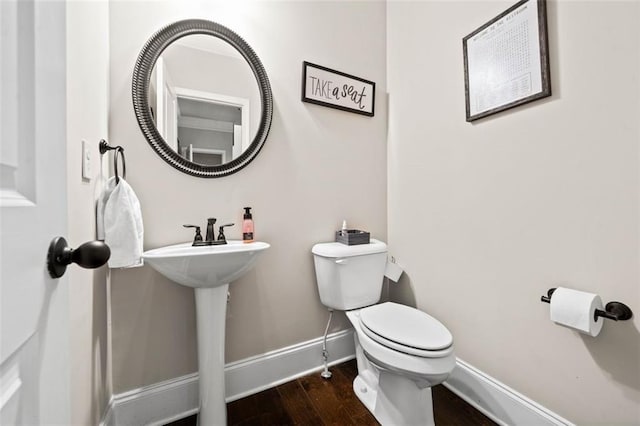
left=183, top=224, right=203, bottom=244
left=217, top=223, right=235, bottom=241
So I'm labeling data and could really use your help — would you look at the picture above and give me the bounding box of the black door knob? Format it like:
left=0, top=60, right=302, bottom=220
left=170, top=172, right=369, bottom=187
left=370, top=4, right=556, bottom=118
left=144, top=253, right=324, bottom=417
left=47, top=237, right=111, bottom=278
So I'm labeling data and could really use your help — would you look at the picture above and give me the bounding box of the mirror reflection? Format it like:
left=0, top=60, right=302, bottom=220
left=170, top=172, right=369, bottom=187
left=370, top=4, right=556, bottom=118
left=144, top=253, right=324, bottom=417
left=149, top=35, right=261, bottom=166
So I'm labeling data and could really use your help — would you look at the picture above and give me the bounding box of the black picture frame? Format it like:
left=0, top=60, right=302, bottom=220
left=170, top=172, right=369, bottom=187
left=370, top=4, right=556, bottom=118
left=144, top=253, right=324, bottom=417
left=463, top=0, right=551, bottom=122
left=301, top=61, right=375, bottom=117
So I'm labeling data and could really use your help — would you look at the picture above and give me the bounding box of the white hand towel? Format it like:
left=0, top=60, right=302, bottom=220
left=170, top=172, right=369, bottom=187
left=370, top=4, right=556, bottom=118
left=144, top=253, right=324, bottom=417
left=97, top=177, right=144, bottom=268
left=96, top=178, right=116, bottom=241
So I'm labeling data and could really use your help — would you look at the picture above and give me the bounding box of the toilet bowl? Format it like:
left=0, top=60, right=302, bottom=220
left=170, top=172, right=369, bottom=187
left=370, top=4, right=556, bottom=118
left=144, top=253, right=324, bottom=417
left=312, top=239, right=455, bottom=425
left=346, top=304, right=455, bottom=425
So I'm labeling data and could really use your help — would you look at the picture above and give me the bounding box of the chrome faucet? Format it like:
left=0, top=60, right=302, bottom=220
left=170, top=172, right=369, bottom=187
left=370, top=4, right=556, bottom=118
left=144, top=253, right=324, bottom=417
left=183, top=219, right=234, bottom=246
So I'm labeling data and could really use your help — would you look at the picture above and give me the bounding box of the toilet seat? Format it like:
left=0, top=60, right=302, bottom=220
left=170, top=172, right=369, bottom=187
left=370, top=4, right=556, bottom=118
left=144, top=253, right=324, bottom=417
left=359, top=302, right=453, bottom=358
left=346, top=309, right=456, bottom=382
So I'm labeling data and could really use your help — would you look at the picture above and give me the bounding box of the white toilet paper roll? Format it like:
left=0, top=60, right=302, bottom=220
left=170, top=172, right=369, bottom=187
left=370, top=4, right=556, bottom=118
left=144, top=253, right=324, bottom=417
left=550, top=287, right=604, bottom=337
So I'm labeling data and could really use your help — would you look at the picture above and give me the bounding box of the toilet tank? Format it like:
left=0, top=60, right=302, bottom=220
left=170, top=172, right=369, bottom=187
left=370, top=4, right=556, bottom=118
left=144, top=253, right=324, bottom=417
left=312, top=239, right=387, bottom=310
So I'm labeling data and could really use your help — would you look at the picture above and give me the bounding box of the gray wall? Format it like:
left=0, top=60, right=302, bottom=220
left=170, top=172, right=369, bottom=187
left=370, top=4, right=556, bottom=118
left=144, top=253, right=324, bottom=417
left=108, top=0, right=387, bottom=393
left=387, top=1, right=640, bottom=423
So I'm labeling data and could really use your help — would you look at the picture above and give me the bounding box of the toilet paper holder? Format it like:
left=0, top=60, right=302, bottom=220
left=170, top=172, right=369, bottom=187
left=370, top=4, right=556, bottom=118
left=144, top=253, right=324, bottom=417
left=540, top=288, right=633, bottom=321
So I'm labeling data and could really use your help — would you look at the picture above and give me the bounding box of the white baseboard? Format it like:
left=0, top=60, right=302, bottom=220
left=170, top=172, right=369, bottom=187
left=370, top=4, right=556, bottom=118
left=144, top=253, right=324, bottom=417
left=101, top=333, right=572, bottom=426
left=99, top=373, right=199, bottom=426
left=99, top=399, right=114, bottom=426
left=100, top=329, right=355, bottom=426
left=444, top=358, right=574, bottom=426
left=225, top=328, right=355, bottom=402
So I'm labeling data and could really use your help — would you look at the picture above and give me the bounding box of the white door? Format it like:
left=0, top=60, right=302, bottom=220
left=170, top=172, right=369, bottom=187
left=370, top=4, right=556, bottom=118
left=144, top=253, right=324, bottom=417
left=155, top=57, right=179, bottom=151
left=0, top=1, right=70, bottom=424
left=232, top=124, right=242, bottom=159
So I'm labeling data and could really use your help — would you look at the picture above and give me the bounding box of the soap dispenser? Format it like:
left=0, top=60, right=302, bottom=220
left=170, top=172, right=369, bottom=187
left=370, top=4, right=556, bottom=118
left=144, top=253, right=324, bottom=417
left=242, top=207, right=254, bottom=243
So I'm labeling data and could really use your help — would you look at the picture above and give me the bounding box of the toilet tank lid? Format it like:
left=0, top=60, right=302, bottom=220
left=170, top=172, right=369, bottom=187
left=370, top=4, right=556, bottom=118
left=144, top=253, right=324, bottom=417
left=312, top=239, right=387, bottom=258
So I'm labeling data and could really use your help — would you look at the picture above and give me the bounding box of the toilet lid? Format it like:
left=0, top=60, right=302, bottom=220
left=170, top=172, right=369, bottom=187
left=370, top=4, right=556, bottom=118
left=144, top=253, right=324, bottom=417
left=360, top=302, right=453, bottom=352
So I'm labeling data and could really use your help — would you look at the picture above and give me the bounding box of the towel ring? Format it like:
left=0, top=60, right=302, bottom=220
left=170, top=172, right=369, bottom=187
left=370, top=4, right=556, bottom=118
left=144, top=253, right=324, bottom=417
left=99, top=140, right=126, bottom=184
left=114, top=147, right=126, bottom=184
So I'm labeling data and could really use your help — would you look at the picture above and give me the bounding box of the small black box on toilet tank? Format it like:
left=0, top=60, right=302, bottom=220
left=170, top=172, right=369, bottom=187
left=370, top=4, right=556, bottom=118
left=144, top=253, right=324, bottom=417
left=335, top=229, right=370, bottom=245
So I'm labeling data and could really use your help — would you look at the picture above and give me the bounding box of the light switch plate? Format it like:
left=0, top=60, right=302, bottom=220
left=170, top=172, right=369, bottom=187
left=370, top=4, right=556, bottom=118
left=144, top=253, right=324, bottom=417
left=81, top=140, right=91, bottom=180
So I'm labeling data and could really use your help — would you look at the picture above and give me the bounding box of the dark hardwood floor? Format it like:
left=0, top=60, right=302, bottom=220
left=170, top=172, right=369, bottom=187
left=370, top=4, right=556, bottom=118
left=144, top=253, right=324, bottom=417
left=167, top=359, right=496, bottom=425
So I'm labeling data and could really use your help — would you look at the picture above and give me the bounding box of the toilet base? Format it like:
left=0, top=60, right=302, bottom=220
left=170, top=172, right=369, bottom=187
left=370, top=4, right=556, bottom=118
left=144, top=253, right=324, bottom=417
left=353, top=375, right=377, bottom=413
left=353, top=371, right=435, bottom=426
left=352, top=342, right=436, bottom=426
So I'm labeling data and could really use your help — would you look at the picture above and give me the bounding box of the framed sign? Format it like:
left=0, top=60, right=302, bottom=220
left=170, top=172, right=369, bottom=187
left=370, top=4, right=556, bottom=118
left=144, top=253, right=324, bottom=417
left=463, top=0, right=551, bottom=122
left=301, top=61, right=375, bottom=117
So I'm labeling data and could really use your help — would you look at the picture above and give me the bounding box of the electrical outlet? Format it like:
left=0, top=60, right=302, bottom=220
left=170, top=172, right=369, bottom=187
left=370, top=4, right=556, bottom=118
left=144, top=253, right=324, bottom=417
left=81, top=140, right=91, bottom=180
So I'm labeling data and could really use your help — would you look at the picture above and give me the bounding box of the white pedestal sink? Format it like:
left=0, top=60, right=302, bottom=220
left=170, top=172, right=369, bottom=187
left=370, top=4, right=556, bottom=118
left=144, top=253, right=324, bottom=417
left=143, top=241, right=270, bottom=425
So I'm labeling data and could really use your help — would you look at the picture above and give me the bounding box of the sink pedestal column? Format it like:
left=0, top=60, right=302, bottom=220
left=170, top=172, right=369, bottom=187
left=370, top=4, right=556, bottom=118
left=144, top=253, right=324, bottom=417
left=194, top=284, right=229, bottom=425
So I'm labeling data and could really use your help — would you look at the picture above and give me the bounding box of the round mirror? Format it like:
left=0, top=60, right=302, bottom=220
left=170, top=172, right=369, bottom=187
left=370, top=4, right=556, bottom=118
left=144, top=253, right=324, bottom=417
left=132, top=19, right=273, bottom=178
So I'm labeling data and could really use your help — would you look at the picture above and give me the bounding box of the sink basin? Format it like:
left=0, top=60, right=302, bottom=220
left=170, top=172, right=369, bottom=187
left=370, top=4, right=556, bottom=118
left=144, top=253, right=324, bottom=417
left=142, top=240, right=270, bottom=425
left=143, top=240, right=270, bottom=288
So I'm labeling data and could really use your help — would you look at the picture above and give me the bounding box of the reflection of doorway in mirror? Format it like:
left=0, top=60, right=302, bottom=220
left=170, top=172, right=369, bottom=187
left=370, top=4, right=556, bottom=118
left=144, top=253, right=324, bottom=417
left=174, top=88, right=250, bottom=166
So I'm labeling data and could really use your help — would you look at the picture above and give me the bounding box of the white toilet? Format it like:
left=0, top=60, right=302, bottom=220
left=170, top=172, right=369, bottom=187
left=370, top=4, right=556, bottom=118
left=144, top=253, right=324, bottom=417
left=312, top=239, right=455, bottom=425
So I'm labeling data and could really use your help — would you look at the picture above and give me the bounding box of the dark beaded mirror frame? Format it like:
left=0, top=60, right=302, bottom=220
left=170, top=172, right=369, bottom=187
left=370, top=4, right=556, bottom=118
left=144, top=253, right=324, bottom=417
left=132, top=19, right=273, bottom=178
